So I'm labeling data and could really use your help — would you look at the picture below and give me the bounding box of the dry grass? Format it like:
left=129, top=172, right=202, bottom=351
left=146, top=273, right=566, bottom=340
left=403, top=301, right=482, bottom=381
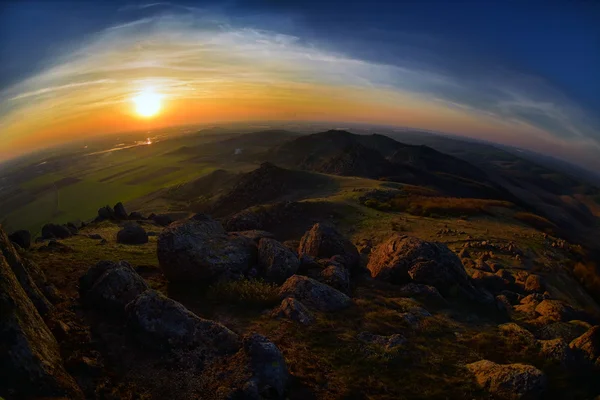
left=206, top=278, right=280, bottom=308
left=513, top=212, right=556, bottom=233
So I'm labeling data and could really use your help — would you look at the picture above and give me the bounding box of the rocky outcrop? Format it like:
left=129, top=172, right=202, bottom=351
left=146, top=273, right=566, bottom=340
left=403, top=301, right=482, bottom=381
left=271, top=297, right=314, bottom=325
left=279, top=275, right=352, bottom=312
left=298, top=223, right=359, bottom=270
left=257, top=238, right=299, bottom=284
left=9, top=229, right=31, bottom=249
left=319, top=263, right=351, bottom=294
left=0, top=230, right=82, bottom=399
left=126, top=289, right=240, bottom=364
left=116, top=222, right=149, bottom=245
left=368, top=235, right=483, bottom=300
left=569, top=326, right=600, bottom=364
left=467, top=360, right=547, bottom=400
left=114, top=202, right=128, bottom=219
left=157, top=214, right=257, bottom=283
left=79, top=260, right=149, bottom=312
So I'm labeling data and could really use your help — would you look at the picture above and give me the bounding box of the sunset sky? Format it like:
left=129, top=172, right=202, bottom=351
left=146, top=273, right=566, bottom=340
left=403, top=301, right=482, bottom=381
left=1, top=1, right=599, bottom=170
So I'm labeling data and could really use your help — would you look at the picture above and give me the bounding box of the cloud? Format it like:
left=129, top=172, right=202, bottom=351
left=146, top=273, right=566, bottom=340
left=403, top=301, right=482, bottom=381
left=0, top=8, right=598, bottom=169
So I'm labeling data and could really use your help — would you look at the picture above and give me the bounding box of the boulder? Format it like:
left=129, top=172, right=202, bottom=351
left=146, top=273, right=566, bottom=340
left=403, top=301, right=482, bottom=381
left=538, top=339, right=575, bottom=367
left=367, top=235, right=480, bottom=300
left=126, top=289, right=240, bottom=364
left=151, top=213, right=175, bottom=226
left=467, top=360, right=547, bottom=400
left=472, top=270, right=510, bottom=293
left=113, top=202, right=128, bottom=219
left=525, top=275, right=545, bottom=293
left=569, top=326, right=600, bottom=364
left=397, top=283, right=446, bottom=303
left=474, top=258, right=493, bottom=272
left=235, top=230, right=275, bottom=243
left=79, top=260, right=149, bottom=311
left=534, top=299, right=575, bottom=322
left=97, top=205, right=115, bottom=220
left=271, top=297, right=314, bottom=325
left=242, top=333, right=289, bottom=398
left=298, top=223, right=359, bottom=270
left=279, top=275, right=352, bottom=312
left=41, top=223, right=71, bottom=239
left=0, top=238, right=82, bottom=398
left=116, top=222, right=149, bottom=245
left=357, top=331, right=406, bottom=352
left=0, top=228, right=53, bottom=316
left=536, top=321, right=590, bottom=342
left=129, top=211, right=145, bottom=220
left=318, top=263, right=351, bottom=294
left=157, top=214, right=257, bottom=283
left=257, top=238, right=300, bottom=284
left=9, top=229, right=31, bottom=249
left=496, top=269, right=516, bottom=284
left=65, top=222, right=78, bottom=235
left=498, top=323, right=536, bottom=347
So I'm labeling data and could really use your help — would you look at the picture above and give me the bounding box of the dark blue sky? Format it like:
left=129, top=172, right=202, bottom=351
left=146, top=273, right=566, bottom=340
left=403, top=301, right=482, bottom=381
left=2, top=0, right=599, bottom=111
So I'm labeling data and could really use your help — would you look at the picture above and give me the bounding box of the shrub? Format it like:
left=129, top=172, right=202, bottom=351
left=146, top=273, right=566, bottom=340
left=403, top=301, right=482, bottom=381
left=206, top=278, right=280, bottom=307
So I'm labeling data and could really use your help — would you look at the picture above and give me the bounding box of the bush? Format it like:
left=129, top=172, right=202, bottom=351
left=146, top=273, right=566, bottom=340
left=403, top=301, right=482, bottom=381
left=206, top=279, right=280, bottom=307
left=513, top=212, right=556, bottom=233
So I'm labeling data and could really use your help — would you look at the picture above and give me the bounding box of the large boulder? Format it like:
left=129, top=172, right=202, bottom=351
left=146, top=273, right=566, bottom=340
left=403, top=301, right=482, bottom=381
left=534, top=299, right=576, bottom=322
left=368, top=235, right=481, bottom=300
left=0, top=228, right=53, bottom=316
left=113, top=202, right=128, bottom=220
left=0, top=236, right=82, bottom=398
left=278, top=275, right=351, bottom=312
left=257, top=238, right=300, bottom=284
left=319, top=263, right=351, bottom=294
left=536, top=321, right=590, bottom=342
left=242, top=333, right=289, bottom=398
left=466, top=360, right=547, bottom=400
left=157, top=214, right=257, bottom=283
left=271, top=297, right=314, bottom=326
left=151, top=213, right=175, bottom=226
left=524, top=274, right=545, bottom=293
left=79, top=260, right=149, bottom=312
left=9, top=229, right=31, bottom=249
left=97, top=205, right=115, bottom=220
left=126, top=289, right=240, bottom=364
left=298, top=223, right=359, bottom=270
left=472, top=270, right=510, bottom=293
left=41, top=223, right=71, bottom=239
left=569, top=326, right=600, bottom=364
left=116, top=222, right=149, bottom=245
left=538, top=339, right=575, bottom=367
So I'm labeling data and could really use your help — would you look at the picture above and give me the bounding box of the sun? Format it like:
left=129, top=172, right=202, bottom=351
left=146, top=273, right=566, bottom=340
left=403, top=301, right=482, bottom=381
left=132, top=88, right=162, bottom=117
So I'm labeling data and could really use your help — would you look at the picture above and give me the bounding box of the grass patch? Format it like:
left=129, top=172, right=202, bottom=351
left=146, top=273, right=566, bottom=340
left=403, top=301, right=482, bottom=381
left=513, top=212, right=556, bottom=233
left=206, top=278, right=279, bottom=307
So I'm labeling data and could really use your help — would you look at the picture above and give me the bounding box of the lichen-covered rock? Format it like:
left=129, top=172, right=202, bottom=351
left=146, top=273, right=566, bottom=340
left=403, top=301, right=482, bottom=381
left=0, top=228, right=53, bottom=316
left=113, top=202, right=128, bottom=220
left=242, top=333, right=289, bottom=398
left=257, top=238, right=299, bottom=284
left=126, top=289, right=240, bottom=364
left=467, top=360, right=547, bottom=400
left=498, top=323, right=536, bottom=347
left=0, top=238, right=82, bottom=399
left=536, top=321, right=590, bottom=342
left=79, top=260, right=149, bottom=311
left=524, top=274, right=545, bottom=293
left=538, top=339, right=575, bottom=367
left=569, top=326, right=600, bottom=364
left=157, top=214, right=257, bottom=283
left=534, top=299, right=575, bottom=322
left=319, top=263, right=351, bottom=294
left=116, top=222, right=149, bottom=245
left=367, top=235, right=481, bottom=300
left=298, top=223, right=359, bottom=270
left=271, top=297, right=314, bottom=325
left=279, top=275, right=352, bottom=312
left=357, top=332, right=407, bottom=351
left=9, top=229, right=31, bottom=249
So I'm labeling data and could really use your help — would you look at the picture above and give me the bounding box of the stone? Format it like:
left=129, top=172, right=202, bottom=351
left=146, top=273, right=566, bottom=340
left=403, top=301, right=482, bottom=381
left=41, top=223, right=71, bottom=239
left=97, top=205, right=115, bottom=220
left=467, top=360, right=547, bottom=400
left=397, top=283, right=446, bottom=303
left=318, top=263, right=351, bottom=294
left=129, top=211, right=145, bottom=220
left=157, top=214, right=257, bottom=283
left=298, top=223, right=359, bottom=270
left=126, top=289, right=240, bottom=365
left=534, top=299, right=576, bottom=322
left=524, top=274, right=545, bottom=293
left=0, top=236, right=82, bottom=398
left=235, top=230, right=275, bottom=243
left=8, top=230, right=31, bottom=249
left=472, top=270, right=510, bottom=293
left=79, top=260, right=149, bottom=312
left=498, top=323, right=536, bottom=347
left=271, top=297, right=314, bottom=325
left=113, top=202, right=128, bottom=219
left=242, top=333, right=289, bottom=398
left=569, top=326, right=600, bottom=364
left=538, top=339, right=575, bottom=367
left=278, top=275, right=352, bottom=312
left=116, top=222, right=149, bottom=245
left=536, top=321, right=590, bottom=342
left=151, top=213, right=175, bottom=226
left=257, top=238, right=300, bottom=284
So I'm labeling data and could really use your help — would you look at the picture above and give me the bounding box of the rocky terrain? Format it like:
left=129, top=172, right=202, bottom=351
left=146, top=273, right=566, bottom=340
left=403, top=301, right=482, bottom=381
left=1, top=195, right=599, bottom=400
